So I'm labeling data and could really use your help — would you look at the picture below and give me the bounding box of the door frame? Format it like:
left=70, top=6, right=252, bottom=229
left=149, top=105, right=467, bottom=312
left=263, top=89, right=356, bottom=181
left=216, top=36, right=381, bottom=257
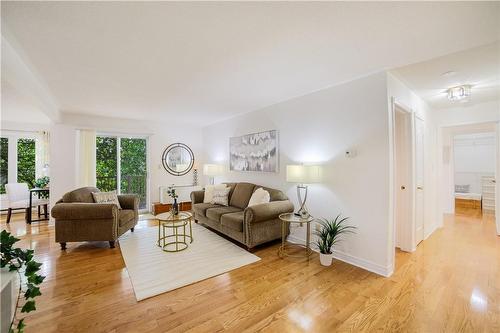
left=437, top=121, right=500, bottom=235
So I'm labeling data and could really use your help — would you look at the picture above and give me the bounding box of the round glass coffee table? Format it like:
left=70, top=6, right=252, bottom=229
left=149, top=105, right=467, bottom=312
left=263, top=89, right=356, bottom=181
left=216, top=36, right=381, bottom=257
left=156, top=211, right=193, bottom=252
left=278, top=213, right=314, bottom=258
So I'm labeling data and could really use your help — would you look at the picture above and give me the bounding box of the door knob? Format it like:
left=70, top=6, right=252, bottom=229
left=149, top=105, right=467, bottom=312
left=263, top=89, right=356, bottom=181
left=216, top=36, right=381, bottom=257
left=401, top=186, right=406, bottom=190
left=417, top=186, right=423, bottom=190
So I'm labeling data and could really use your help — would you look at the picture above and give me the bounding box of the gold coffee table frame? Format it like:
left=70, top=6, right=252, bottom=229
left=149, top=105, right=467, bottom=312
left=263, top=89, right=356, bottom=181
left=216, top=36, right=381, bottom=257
left=156, top=211, right=193, bottom=252
left=278, top=213, right=314, bottom=258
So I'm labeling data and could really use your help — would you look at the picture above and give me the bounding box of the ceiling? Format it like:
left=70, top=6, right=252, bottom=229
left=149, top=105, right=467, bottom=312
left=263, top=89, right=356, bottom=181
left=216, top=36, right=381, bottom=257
left=2, top=2, right=499, bottom=125
left=1, top=80, right=51, bottom=124
left=393, top=42, right=500, bottom=109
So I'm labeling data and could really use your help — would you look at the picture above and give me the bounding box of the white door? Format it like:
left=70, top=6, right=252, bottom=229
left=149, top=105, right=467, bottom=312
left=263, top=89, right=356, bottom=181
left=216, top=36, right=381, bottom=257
left=395, top=108, right=413, bottom=251
left=415, top=116, right=425, bottom=244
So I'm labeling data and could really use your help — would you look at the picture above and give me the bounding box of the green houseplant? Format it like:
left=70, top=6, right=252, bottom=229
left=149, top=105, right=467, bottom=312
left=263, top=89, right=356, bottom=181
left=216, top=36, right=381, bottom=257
left=314, top=215, right=356, bottom=266
left=1, top=230, right=45, bottom=333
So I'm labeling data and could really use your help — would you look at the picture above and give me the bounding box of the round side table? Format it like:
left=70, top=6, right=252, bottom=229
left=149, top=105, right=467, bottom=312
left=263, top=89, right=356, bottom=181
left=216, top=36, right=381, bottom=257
left=156, top=211, right=193, bottom=252
left=278, top=213, right=314, bottom=258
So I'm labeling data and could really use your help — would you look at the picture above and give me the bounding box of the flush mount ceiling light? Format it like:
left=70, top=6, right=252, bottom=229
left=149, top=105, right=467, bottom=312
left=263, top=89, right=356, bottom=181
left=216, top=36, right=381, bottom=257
left=447, top=84, right=471, bottom=102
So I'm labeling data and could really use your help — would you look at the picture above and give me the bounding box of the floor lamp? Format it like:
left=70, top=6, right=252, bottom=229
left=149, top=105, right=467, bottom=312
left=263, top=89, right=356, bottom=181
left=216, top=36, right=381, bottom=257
left=286, top=165, right=322, bottom=218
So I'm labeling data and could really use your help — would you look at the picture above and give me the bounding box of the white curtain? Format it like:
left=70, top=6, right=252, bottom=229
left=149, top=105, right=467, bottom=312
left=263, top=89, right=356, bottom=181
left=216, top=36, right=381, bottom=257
left=78, top=129, right=96, bottom=187
left=36, top=131, right=50, bottom=179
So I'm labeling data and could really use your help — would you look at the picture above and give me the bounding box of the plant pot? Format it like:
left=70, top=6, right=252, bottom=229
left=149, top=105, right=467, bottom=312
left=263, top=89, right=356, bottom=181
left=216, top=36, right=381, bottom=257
left=319, top=253, right=333, bottom=266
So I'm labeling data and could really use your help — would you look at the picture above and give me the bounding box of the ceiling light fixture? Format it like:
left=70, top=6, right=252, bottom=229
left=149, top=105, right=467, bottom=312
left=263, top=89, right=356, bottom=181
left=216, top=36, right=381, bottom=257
left=447, top=84, right=471, bottom=102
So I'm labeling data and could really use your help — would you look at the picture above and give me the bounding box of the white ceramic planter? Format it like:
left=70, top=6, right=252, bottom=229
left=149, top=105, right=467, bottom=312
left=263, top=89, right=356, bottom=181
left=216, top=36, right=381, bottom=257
left=319, top=253, right=333, bottom=266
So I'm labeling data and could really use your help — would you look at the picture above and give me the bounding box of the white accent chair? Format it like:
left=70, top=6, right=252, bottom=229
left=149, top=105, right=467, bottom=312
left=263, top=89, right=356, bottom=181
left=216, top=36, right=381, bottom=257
left=5, top=183, right=49, bottom=223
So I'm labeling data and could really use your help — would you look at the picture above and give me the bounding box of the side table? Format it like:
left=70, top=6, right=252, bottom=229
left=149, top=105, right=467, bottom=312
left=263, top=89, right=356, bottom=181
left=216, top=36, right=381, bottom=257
left=278, top=213, right=314, bottom=258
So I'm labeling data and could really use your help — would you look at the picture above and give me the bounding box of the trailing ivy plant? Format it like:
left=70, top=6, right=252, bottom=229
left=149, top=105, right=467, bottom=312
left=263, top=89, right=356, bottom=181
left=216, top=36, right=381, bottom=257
left=1, top=230, right=45, bottom=333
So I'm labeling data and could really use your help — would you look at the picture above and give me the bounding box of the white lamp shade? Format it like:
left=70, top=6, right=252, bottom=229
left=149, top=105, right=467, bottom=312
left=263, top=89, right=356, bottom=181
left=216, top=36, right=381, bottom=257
left=203, top=164, right=224, bottom=176
left=286, top=165, right=322, bottom=183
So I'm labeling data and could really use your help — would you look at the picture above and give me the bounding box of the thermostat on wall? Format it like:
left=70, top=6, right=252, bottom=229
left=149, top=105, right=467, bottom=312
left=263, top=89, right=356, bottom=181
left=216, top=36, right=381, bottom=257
left=345, top=149, right=357, bottom=158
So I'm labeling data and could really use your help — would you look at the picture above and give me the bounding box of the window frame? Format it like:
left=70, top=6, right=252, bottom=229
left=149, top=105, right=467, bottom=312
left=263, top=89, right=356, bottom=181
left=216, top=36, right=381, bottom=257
left=96, top=133, right=150, bottom=212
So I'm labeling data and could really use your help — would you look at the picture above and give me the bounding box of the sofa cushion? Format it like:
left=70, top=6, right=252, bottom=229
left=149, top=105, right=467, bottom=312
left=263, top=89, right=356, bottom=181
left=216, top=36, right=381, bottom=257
left=63, top=187, right=100, bottom=203
left=193, top=203, right=220, bottom=218
left=119, top=209, right=135, bottom=226
left=220, top=211, right=244, bottom=232
left=206, top=206, right=242, bottom=222
left=229, top=182, right=256, bottom=209
left=261, top=186, right=288, bottom=202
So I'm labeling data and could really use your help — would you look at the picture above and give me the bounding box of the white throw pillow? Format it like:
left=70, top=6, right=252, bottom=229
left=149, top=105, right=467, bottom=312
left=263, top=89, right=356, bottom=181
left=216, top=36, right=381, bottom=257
left=203, top=184, right=227, bottom=203
left=248, top=187, right=271, bottom=207
left=92, top=190, right=122, bottom=209
left=211, top=187, right=231, bottom=206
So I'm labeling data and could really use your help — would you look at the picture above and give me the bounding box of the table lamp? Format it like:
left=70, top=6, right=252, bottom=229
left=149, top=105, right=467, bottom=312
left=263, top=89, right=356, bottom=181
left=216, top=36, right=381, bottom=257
left=203, top=164, right=223, bottom=185
left=286, top=164, right=322, bottom=218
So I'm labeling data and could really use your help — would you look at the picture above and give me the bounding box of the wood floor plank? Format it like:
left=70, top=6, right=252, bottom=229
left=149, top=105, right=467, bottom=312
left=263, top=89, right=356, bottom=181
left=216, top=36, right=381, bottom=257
left=1, top=208, right=499, bottom=333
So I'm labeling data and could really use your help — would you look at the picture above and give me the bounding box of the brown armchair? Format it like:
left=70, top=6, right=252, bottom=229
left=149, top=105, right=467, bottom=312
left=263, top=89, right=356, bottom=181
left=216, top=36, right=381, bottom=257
left=51, top=187, right=139, bottom=250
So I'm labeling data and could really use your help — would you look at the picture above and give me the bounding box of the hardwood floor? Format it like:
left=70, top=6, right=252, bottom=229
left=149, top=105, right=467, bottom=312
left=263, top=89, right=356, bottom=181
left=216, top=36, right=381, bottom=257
left=1, top=210, right=499, bottom=332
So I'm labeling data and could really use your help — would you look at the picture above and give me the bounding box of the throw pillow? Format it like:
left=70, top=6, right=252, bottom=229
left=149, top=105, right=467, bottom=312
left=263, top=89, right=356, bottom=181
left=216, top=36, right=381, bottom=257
left=248, top=187, right=271, bottom=207
left=203, top=184, right=227, bottom=203
left=211, top=187, right=231, bottom=206
left=92, top=190, right=122, bottom=209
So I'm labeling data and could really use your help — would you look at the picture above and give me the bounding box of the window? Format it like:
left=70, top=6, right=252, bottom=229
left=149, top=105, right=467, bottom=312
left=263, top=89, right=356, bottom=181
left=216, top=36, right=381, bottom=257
left=17, top=138, right=36, bottom=188
left=0, top=138, right=8, bottom=194
left=96, top=136, right=148, bottom=209
left=0, top=135, right=38, bottom=194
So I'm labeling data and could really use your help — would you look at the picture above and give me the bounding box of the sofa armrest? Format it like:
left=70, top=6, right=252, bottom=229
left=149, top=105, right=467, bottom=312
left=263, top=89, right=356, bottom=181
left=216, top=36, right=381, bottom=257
left=244, top=200, right=294, bottom=224
left=51, top=203, right=119, bottom=220
left=118, top=194, right=139, bottom=211
left=191, top=190, right=205, bottom=204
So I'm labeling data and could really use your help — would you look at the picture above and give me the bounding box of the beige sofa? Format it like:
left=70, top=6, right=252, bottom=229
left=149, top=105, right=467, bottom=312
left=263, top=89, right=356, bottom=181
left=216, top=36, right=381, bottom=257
left=51, top=187, right=139, bottom=249
left=191, top=182, right=294, bottom=250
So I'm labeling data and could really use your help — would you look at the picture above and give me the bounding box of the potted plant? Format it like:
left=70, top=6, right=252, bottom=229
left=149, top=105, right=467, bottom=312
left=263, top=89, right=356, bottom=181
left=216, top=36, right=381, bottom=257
left=1, top=230, right=45, bottom=332
left=166, top=185, right=179, bottom=215
left=314, top=215, right=356, bottom=266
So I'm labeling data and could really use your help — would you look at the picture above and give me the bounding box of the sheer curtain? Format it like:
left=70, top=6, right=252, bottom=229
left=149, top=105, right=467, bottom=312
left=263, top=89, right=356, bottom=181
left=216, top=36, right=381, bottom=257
left=36, top=131, right=50, bottom=179
left=78, top=129, right=96, bottom=187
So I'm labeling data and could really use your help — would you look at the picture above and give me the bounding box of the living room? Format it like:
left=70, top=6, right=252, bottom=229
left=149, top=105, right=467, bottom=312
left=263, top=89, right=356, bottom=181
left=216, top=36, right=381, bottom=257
left=1, top=2, right=499, bottom=332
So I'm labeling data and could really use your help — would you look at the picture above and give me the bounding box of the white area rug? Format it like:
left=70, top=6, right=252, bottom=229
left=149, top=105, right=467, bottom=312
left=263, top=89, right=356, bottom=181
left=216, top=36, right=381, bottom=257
left=119, top=223, right=260, bottom=301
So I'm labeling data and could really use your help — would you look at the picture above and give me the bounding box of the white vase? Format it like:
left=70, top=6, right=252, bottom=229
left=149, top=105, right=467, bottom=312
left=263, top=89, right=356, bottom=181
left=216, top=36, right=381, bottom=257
left=319, top=253, right=333, bottom=266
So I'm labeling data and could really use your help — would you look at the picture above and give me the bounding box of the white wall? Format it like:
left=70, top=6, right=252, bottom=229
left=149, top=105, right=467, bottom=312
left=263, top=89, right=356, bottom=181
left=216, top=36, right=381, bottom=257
left=434, top=101, right=500, bottom=127
left=49, top=114, right=203, bottom=210
left=386, top=73, right=439, bottom=251
left=202, top=72, right=393, bottom=276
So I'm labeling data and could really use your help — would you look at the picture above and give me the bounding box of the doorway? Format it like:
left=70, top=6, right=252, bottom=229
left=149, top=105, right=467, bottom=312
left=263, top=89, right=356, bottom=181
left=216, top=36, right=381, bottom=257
left=439, top=123, right=498, bottom=227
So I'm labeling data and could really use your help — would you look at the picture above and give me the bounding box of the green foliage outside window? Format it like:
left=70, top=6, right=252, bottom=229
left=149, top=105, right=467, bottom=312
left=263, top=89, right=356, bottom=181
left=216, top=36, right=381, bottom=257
left=120, top=138, right=147, bottom=208
left=96, top=137, right=118, bottom=192
left=17, top=139, right=36, bottom=189
left=0, top=138, right=8, bottom=194
left=96, top=137, right=147, bottom=209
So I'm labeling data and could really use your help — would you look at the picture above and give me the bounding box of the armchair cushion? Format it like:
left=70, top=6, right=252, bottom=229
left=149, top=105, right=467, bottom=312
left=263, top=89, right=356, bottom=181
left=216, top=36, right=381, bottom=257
left=118, top=194, right=139, bottom=210
left=244, top=200, right=294, bottom=224
left=206, top=206, right=241, bottom=222
left=63, top=187, right=99, bottom=203
left=51, top=203, right=118, bottom=220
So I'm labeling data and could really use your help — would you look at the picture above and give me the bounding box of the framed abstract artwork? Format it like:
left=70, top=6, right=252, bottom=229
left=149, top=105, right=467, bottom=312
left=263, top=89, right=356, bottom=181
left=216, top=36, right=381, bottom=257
left=229, top=130, right=279, bottom=172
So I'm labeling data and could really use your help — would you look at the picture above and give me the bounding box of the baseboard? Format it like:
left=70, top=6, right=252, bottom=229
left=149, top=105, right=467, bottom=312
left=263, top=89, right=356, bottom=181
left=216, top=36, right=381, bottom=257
left=286, top=235, right=393, bottom=277
left=424, top=223, right=439, bottom=240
